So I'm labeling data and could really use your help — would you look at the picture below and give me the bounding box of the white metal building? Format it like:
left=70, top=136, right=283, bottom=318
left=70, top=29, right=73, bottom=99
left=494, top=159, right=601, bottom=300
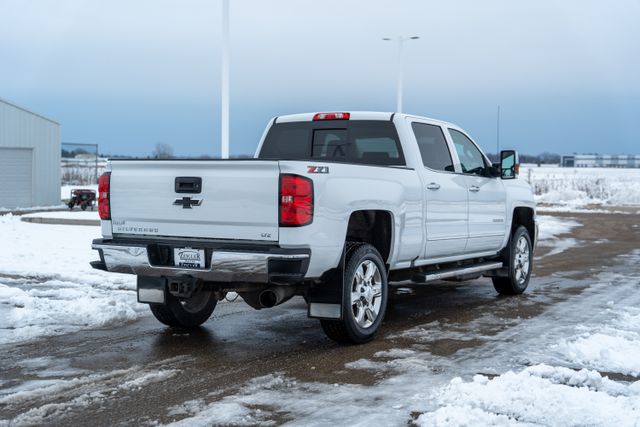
left=561, top=154, right=640, bottom=168
left=0, top=98, right=61, bottom=209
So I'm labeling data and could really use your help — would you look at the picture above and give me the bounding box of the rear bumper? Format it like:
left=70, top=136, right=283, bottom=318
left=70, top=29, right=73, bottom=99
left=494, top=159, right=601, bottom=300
left=91, top=238, right=310, bottom=284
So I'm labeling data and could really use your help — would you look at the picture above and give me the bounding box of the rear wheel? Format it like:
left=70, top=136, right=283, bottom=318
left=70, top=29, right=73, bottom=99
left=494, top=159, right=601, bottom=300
left=149, top=288, right=217, bottom=328
left=320, top=244, right=388, bottom=344
left=493, top=226, right=532, bottom=295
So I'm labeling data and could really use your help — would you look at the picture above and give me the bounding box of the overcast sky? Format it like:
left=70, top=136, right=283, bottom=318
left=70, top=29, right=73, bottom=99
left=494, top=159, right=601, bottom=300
left=1, top=0, right=638, bottom=157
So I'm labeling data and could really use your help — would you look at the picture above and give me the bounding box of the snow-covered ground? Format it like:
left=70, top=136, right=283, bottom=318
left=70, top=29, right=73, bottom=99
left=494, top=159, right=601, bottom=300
left=8, top=212, right=631, bottom=426
left=535, top=215, right=582, bottom=257
left=161, top=252, right=640, bottom=426
left=21, top=210, right=99, bottom=221
left=3, top=177, right=640, bottom=425
left=0, top=214, right=142, bottom=345
left=0, top=204, right=67, bottom=213
left=0, top=214, right=578, bottom=347
left=522, top=165, right=640, bottom=210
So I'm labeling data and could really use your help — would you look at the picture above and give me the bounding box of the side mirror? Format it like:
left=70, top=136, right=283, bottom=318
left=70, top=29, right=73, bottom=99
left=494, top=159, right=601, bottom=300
left=499, top=150, right=519, bottom=179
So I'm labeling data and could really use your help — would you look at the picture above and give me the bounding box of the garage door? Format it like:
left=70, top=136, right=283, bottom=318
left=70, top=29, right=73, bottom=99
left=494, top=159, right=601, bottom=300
left=0, top=148, right=33, bottom=209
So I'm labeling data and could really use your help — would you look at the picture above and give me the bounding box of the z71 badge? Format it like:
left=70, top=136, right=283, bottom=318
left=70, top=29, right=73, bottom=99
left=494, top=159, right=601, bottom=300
left=307, top=166, right=329, bottom=174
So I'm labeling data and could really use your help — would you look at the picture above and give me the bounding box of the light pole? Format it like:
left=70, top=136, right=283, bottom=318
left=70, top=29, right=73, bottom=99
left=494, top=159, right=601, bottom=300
left=221, top=0, right=230, bottom=159
left=496, top=105, right=501, bottom=157
left=382, top=36, right=419, bottom=113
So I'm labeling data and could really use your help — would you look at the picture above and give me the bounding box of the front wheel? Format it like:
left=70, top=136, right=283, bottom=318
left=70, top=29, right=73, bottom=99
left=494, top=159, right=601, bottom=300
left=149, top=288, right=217, bottom=328
left=320, top=243, right=388, bottom=344
left=492, top=226, right=532, bottom=295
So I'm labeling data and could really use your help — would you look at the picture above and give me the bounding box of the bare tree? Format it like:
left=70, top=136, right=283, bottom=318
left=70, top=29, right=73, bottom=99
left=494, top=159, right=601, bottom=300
left=152, top=143, right=174, bottom=159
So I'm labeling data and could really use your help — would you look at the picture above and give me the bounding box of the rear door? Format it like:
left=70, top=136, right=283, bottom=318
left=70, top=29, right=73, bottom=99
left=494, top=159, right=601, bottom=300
left=109, top=160, right=280, bottom=242
left=447, top=128, right=506, bottom=253
left=410, top=120, right=468, bottom=259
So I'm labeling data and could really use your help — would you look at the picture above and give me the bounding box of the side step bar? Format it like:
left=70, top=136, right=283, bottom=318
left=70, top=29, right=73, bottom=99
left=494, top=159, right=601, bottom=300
left=411, top=261, right=503, bottom=284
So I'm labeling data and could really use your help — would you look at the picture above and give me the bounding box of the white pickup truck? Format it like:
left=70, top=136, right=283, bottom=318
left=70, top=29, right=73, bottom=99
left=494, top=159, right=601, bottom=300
left=91, top=111, right=536, bottom=343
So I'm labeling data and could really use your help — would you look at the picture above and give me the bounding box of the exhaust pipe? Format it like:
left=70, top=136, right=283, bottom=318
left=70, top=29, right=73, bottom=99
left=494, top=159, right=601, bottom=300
left=258, top=286, right=296, bottom=308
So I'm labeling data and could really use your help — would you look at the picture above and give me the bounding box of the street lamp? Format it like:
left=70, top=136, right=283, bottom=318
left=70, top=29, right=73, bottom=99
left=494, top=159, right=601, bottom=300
left=382, top=36, right=419, bottom=113
left=221, top=0, right=230, bottom=159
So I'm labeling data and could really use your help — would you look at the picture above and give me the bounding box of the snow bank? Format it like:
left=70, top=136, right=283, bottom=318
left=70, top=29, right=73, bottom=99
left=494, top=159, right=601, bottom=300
left=557, top=308, right=640, bottom=376
left=416, top=365, right=640, bottom=427
left=0, top=281, right=141, bottom=345
left=0, top=214, right=143, bottom=345
left=522, top=166, right=640, bottom=207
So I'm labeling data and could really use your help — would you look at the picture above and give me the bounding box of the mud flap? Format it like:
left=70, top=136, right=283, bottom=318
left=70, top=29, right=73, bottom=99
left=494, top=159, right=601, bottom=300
left=137, top=276, right=166, bottom=304
left=307, top=246, right=346, bottom=320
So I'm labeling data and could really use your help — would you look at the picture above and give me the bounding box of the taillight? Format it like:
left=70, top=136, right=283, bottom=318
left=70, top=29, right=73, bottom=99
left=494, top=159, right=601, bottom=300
left=98, top=172, right=111, bottom=220
left=279, top=174, right=313, bottom=226
left=313, top=112, right=350, bottom=121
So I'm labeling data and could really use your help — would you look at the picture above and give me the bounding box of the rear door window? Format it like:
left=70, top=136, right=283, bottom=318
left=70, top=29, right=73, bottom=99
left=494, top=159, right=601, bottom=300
left=411, top=122, right=454, bottom=172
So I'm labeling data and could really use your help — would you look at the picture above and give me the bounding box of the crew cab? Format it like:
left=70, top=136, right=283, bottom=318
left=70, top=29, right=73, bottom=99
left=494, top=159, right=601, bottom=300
left=91, top=112, right=537, bottom=343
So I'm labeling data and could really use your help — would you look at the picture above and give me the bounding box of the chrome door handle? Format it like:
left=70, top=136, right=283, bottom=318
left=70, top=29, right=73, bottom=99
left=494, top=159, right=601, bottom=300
left=426, top=182, right=441, bottom=190
left=469, top=185, right=480, bottom=192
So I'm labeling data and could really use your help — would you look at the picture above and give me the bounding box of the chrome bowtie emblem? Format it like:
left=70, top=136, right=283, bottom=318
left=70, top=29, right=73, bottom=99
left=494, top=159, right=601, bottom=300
left=173, top=197, right=203, bottom=209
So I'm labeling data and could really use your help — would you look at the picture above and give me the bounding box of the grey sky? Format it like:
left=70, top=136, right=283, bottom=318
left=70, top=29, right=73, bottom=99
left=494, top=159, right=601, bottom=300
left=1, top=0, right=638, bottom=157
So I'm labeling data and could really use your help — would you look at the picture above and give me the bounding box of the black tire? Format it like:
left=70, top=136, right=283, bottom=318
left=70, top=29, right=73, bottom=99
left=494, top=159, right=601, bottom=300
left=149, top=289, right=217, bottom=328
left=81, top=204, right=88, bottom=211
left=493, top=226, right=532, bottom=295
left=320, top=243, right=388, bottom=344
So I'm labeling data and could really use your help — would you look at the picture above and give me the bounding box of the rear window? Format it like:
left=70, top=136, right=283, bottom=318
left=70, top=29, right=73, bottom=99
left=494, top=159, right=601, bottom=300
left=258, top=120, right=405, bottom=166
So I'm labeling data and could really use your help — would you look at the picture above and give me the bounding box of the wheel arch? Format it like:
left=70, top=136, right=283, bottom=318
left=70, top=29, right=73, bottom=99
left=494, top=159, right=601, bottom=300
left=345, top=210, right=394, bottom=264
left=511, top=206, right=536, bottom=247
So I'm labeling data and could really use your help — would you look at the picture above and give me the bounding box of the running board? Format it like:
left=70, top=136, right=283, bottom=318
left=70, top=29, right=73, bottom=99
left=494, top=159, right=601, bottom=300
left=411, top=262, right=503, bottom=284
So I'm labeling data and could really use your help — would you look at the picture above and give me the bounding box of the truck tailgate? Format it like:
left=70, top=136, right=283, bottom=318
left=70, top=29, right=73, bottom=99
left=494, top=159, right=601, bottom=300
left=108, top=160, right=280, bottom=242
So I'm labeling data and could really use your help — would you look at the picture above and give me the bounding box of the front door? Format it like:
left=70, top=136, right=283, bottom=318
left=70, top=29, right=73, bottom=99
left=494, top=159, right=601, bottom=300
left=448, top=128, right=506, bottom=253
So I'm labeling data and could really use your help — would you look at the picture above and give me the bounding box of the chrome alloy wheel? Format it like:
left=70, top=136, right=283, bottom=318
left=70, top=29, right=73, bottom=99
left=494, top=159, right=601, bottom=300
left=514, top=235, right=531, bottom=284
left=350, top=260, right=383, bottom=329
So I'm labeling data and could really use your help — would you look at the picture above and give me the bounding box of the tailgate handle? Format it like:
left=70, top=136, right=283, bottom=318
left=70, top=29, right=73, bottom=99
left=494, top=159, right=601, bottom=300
left=175, top=177, right=202, bottom=194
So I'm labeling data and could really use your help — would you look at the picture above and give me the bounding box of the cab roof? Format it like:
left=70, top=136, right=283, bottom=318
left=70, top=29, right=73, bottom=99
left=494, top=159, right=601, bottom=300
left=274, top=111, right=457, bottom=128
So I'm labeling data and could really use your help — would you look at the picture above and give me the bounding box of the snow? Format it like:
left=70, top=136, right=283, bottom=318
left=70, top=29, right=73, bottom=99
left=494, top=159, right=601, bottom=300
left=0, top=214, right=142, bottom=345
left=21, top=210, right=99, bottom=221
left=535, top=215, right=582, bottom=257
left=535, top=215, right=581, bottom=241
left=522, top=165, right=640, bottom=208
left=160, top=250, right=640, bottom=426
left=557, top=308, right=640, bottom=376
left=0, top=363, right=178, bottom=426
left=417, top=365, right=640, bottom=427
left=0, top=204, right=66, bottom=213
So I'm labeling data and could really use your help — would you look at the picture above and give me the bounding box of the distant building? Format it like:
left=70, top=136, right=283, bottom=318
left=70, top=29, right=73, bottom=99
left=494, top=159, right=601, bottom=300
left=0, top=97, right=61, bottom=209
left=561, top=154, right=640, bottom=168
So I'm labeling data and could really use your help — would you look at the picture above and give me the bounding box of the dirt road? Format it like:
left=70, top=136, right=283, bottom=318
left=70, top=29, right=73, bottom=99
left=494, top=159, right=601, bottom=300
left=1, top=211, right=639, bottom=426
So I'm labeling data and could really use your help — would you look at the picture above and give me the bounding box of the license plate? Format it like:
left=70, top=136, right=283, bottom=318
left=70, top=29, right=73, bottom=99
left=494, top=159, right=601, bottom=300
left=173, top=247, right=206, bottom=269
